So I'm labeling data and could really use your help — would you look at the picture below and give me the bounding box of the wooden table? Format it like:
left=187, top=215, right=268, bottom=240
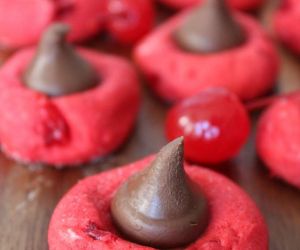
left=0, top=0, right=300, bottom=249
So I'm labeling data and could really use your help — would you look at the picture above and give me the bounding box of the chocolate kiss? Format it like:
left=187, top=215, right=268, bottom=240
left=111, top=137, right=208, bottom=249
left=173, top=0, right=246, bottom=53
left=24, top=23, right=98, bottom=96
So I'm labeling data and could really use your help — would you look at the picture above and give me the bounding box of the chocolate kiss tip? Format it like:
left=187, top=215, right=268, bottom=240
left=111, top=137, right=208, bottom=249
left=23, top=23, right=99, bottom=96
left=155, top=136, right=184, bottom=158
left=167, top=136, right=184, bottom=148
left=151, top=137, right=185, bottom=176
left=174, top=0, right=246, bottom=53
left=46, top=23, right=70, bottom=35
left=42, top=23, right=70, bottom=43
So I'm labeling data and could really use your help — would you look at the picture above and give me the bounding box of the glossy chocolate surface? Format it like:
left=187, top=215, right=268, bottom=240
left=24, top=24, right=98, bottom=96
left=111, top=137, right=208, bottom=249
left=174, top=0, right=246, bottom=53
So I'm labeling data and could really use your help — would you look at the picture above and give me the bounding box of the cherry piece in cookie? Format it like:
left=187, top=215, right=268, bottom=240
left=273, top=0, right=300, bottom=55
left=134, top=0, right=279, bottom=102
left=158, top=0, right=264, bottom=12
left=166, top=88, right=250, bottom=164
left=0, top=24, right=140, bottom=167
left=48, top=138, right=268, bottom=249
left=257, top=94, right=300, bottom=189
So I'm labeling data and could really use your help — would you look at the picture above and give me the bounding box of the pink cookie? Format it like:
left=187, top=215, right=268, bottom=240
left=0, top=48, right=140, bottom=167
left=0, top=0, right=56, bottom=48
left=159, top=0, right=264, bottom=11
left=273, top=0, right=300, bottom=55
left=48, top=156, right=268, bottom=249
left=134, top=10, right=279, bottom=102
left=0, top=0, right=106, bottom=48
left=257, top=95, right=300, bottom=189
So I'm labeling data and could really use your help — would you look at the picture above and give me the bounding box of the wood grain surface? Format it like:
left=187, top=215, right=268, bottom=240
left=1, top=0, right=300, bottom=249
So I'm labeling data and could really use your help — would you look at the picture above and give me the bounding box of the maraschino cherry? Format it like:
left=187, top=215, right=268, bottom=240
left=165, top=88, right=250, bottom=164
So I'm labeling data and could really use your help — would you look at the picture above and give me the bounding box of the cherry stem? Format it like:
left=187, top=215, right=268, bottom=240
left=245, top=91, right=299, bottom=111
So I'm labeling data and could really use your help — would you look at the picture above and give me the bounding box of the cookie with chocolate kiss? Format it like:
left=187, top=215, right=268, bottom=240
left=135, top=0, right=279, bottom=102
left=48, top=138, right=268, bottom=249
left=0, top=23, right=140, bottom=167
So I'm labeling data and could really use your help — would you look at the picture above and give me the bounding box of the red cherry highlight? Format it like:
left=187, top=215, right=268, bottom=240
left=165, top=88, right=250, bottom=164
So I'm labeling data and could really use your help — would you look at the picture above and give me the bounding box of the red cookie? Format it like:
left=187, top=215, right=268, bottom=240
left=0, top=48, right=140, bottom=167
left=159, top=0, right=264, bottom=11
left=0, top=0, right=155, bottom=48
left=0, top=0, right=56, bottom=48
left=48, top=156, right=268, bottom=249
left=273, top=0, right=300, bottom=55
left=134, top=10, right=279, bottom=102
left=257, top=95, right=300, bottom=189
left=55, top=0, right=107, bottom=43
